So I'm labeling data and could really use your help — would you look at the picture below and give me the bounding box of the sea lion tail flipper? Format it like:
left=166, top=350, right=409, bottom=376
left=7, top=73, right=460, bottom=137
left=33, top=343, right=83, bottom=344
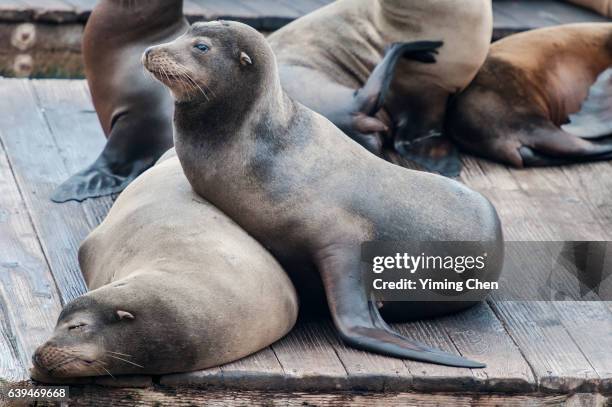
left=354, top=41, right=444, bottom=117
left=518, top=125, right=612, bottom=167
left=315, top=245, right=485, bottom=368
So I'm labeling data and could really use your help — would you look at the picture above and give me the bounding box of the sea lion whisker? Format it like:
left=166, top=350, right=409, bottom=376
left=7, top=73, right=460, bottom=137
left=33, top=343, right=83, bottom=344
left=96, top=362, right=116, bottom=380
left=106, top=354, right=144, bottom=368
left=106, top=350, right=134, bottom=358
left=173, top=64, right=210, bottom=101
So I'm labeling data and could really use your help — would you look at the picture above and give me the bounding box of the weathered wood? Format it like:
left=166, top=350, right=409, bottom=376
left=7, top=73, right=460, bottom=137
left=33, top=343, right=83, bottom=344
left=461, top=157, right=609, bottom=392
left=0, top=132, right=64, bottom=383
left=271, top=320, right=348, bottom=390
left=21, top=387, right=611, bottom=407
left=30, top=80, right=112, bottom=226
left=0, top=79, right=90, bottom=304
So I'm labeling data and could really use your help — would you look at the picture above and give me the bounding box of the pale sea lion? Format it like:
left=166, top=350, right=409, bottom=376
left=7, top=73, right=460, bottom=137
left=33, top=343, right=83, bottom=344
left=145, top=21, right=504, bottom=368
left=267, top=0, right=493, bottom=175
left=447, top=23, right=612, bottom=167
left=32, top=154, right=298, bottom=379
left=51, top=0, right=188, bottom=203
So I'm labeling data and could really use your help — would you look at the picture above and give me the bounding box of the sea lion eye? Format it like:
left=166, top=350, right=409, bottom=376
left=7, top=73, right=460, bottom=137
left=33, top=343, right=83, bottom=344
left=68, top=323, right=86, bottom=331
left=194, top=43, right=209, bottom=53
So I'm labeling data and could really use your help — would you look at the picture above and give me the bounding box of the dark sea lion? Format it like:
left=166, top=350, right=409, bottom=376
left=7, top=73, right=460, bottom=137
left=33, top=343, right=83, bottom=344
left=31, top=154, right=298, bottom=379
left=267, top=0, right=493, bottom=175
left=447, top=23, right=612, bottom=167
left=51, top=0, right=188, bottom=203
left=145, top=21, right=504, bottom=368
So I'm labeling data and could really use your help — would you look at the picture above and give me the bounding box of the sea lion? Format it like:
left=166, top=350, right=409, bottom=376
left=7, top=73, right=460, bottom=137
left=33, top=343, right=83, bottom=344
left=144, top=21, right=504, bottom=368
left=447, top=23, right=612, bottom=167
left=31, top=154, right=298, bottom=379
left=51, top=0, right=188, bottom=203
left=267, top=0, right=493, bottom=175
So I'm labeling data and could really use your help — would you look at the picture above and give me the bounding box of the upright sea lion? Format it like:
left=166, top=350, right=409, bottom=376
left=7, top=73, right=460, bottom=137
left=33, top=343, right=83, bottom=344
left=145, top=21, right=504, bottom=368
left=31, top=154, right=298, bottom=379
left=51, top=0, right=188, bottom=203
left=447, top=23, right=612, bottom=167
left=267, top=0, right=493, bottom=175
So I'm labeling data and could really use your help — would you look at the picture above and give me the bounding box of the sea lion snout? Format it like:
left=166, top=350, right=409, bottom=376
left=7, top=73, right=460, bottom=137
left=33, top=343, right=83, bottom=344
left=31, top=340, right=103, bottom=378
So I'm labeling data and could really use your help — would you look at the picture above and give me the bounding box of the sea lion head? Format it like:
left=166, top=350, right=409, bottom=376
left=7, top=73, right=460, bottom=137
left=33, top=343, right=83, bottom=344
left=31, top=276, right=198, bottom=380
left=142, top=20, right=275, bottom=103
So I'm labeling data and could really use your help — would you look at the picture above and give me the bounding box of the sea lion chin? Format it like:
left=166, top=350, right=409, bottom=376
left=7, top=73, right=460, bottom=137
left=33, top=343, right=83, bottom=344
left=149, top=21, right=504, bottom=369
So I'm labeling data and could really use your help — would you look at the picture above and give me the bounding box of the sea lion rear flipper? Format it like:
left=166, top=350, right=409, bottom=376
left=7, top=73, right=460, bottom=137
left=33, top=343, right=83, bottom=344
left=518, top=124, right=612, bottom=167
left=315, top=245, right=485, bottom=368
left=562, top=68, right=612, bottom=140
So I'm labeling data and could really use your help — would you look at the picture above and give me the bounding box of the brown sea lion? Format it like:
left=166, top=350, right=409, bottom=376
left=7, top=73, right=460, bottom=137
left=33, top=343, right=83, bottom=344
left=267, top=0, right=493, bottom=175
left=145, top=21, right=504, bottom=368
left=447, top=23, right=612, bottom=167
left=51, top=0, right=188, bottom=203
left=32, top=154, right=298, bottom=379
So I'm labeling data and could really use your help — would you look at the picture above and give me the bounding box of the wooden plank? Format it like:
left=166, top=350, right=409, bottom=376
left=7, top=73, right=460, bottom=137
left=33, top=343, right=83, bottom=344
left=17, top=0, right=76, bottom=23
left=49, top=387, right=612, bottom=406
left=461, top=157, right=604, bottom=392
left=552, top=301, right=612, bottom=393
left=30, top=79, right=112, bottom=226
left=0, top=79, right=90, bottom=304
left=0, top=134, right=62, bottom=382
left=492, top=0, right=610, bottom=39
left=440, top=303, right=536, bottom=392
left=324, top=320, right=413, bottom=392
left=271, top=320, right=348, bottom=390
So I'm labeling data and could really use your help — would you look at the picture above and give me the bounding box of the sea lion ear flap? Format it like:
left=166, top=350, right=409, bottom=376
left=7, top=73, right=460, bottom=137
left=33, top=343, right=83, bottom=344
left=116, top=310, right=135, bottom=320
left=240, top=52, right=252, bottom=66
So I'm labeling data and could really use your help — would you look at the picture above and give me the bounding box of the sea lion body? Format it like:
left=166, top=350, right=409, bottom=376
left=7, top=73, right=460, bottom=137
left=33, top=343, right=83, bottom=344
left=32, top=155, right=298, bottom=379
left=447, top=23, right=612, bottom=167
left=51, top=0, right=188, bottom=203
left=145, top=21, right=503, bottom=368
left=268, top=0, right=493, bottom=174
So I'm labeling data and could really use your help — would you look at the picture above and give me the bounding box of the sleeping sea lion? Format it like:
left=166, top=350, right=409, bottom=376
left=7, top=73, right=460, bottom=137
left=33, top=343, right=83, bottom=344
left=144, top=21, right=504, bottom=368
left=267, top=0, right=493, bottom=175
left=447, top=23, right=612, bottom=167
left=51, top=0, right=188, bottom=203
left=31, top=154, right=298, bottom=379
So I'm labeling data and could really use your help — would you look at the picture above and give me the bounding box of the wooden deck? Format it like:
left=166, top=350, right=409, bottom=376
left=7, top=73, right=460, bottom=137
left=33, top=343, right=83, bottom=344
left=0, top=0, right=609, bottom=78
left=1, top=78, right=612, bottom=405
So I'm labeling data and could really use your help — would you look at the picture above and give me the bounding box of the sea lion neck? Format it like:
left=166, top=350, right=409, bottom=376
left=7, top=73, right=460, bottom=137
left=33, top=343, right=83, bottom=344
left=174, top=71, right=292, bottom=148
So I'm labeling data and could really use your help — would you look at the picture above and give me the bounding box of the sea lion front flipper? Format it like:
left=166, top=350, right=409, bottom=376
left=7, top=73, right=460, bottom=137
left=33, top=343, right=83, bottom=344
left=51, top=155, right=155, bottom=202
left=51, top=115, right=168, bottom=203
left=393, top=128, right=462, bottom=176
left=315, top=244, right=485, bottom=368
left=353, top=41, right=443, bottom=117
left=348, top=42, right=443, bottom=155
left=562, top=68, right=612, bottom=140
